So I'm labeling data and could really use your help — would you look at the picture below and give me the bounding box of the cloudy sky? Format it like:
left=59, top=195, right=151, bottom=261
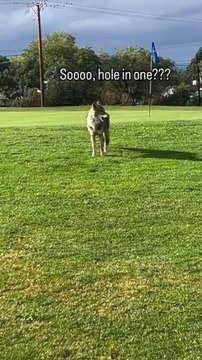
left=1, top=0, right=202, bottom=65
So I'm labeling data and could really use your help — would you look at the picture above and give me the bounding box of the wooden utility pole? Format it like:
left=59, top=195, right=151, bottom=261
left=32, top=3, right=45, bottom=107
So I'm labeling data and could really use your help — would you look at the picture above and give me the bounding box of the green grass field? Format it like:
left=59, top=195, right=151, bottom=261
left=0, top=106, right=202, bottom=360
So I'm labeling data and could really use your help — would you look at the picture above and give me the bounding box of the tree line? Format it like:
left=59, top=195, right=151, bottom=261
left=0, top=32, right=201, bottom=107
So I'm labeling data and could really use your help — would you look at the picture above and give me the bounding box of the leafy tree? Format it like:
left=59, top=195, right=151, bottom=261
left=0, top=56, right=18, bottom=96
left=110, top=47, right=150, bottom=105
left=4, top=32, right=187, bottom=106
left=72, top=47, right=101, bottom=104
left=185, top=47, right=202, bottom=86
left=160, top=83, right=190, bottom=105
left=152, top=57, right=179, bottom=95
left=43, top=32, right=77, bottom=80
left=0, top=55, right=10, bottom=71
left=98, top=48, right=179, bottom=105
left=18, top=42, right=39, bottom=89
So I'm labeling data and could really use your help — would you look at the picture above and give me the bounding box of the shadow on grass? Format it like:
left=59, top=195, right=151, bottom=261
left=121, top=147, right=202, bottom=161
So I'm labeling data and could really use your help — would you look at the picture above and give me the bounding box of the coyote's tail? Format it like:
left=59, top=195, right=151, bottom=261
left=105, top=131, right=110, bottom=146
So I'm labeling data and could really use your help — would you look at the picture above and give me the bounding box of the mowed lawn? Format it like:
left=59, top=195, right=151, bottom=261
left=0, top=107, right=202, bottom=360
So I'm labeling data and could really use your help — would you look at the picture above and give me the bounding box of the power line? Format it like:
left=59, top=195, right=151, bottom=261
left=0, top=2, right=197, bottom=76
left=45, top=2, right=202, bottom=24
left=0, top=1, right=45, bottom=5
left=0, top=1, right=34, bottom=4
left=2, top=1, right=202, bottom=24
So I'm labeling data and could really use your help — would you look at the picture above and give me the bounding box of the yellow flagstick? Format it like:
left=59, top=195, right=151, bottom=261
left=149, top=52, right=153, bottom=117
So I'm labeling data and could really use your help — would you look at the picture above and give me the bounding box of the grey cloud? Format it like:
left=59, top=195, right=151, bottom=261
left=0, top=0, right=202, bottom=62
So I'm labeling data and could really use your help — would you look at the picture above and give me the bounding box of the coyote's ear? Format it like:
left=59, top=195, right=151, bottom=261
left=92, top=101, right=98, bottom=110
left=92, top=100, right=101, bottom=109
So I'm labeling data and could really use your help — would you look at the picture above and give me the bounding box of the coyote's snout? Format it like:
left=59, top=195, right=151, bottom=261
left=86, top=101, right=110, bottom=157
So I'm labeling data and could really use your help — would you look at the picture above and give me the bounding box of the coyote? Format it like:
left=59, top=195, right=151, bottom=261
left=86, top=101, right=110, bottom=157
